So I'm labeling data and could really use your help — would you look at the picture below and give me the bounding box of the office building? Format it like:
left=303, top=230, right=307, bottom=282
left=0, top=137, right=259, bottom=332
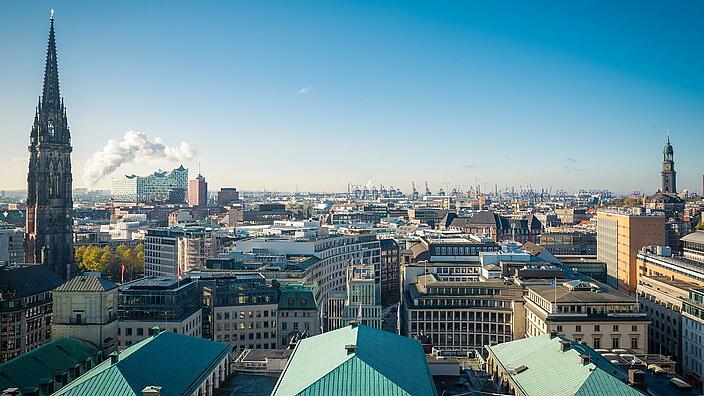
left=538, top=229, right=596, bottom=255
left=523, top=279, right=649, bottom=352
left=325, top=264, right=382, bottom=331
left=0, top=228, right=24, bottom=265
left=682, top=231, right=704, bottom=263
left=637, top=274, right=694, bottom=367
left=554, top=207, right=592, bottom=225
left=51, top=275, right=119, bottom=357
left=638, top=244, right=704, bottom=286
left=682, top=287, right=704, bottom=385
left=117, top=276, right=202, bottom=349
left=379, top=238, right=400, bottom=306
left=25, top=13, right=75, bottom=280
left=217, top=187, right=240, bottom=206
left=596, top=209, right=665, bottom=292
left=236, top=231, right=381, bottom=298
left=188, top=173, right=207, bottom=207
left=401, top=273, right=524, bottom=351
left=198, top=273, right=278, bottom=351
left=277, top=283, right=321, bottom=348
left=111, top=165, right=188, bottom=203
left=272, top=324, right=437, bottom=396
left=144, top=227, right=217, bottom=277
left=0, top=264, right=63, bottom=363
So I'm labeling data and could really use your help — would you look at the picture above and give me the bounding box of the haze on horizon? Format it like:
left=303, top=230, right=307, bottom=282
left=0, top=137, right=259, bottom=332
left=1, top=1, right=703, bottom=195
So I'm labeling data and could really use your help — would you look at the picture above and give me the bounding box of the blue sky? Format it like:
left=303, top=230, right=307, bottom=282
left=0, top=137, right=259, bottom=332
left=1, top=1, right=703, bottom=194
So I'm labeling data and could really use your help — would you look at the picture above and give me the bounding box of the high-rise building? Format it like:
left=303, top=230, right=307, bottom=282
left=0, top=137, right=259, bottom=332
left=596, top=209, right=665, bottom=292
left=217, top=187, right=240, bottom=206
left=662, top=137, right=676, bottom=194
left=111, top=166, right=188, bottom=203
left=25, top=12, right=75, bottom=280
left=324, top=263, right=382, bottom=331
left=144, top=227, right=217, bottom=277
left=379, top=238, right=400, bottom=306
left=188, top=173, right=208, bottom=207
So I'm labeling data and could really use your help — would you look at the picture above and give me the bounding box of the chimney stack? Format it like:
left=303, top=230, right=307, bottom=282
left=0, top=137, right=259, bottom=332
left=345, top=344, right=357, bottom=355
left=580, top=354, right=592, bottom=365
left=142, top=386, right=162, bottom=396
left=560, top=340, right=571, bottom=352
left=109, top=351, right=119, bottom=364
left=628, top=369, right=647, bottom=392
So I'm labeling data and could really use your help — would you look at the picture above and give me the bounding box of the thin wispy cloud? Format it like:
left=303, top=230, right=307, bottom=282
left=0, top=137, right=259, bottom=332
left=297, top=86, right=312, bottom=95
left=465, top=163, right=480, bottom=169
left=563, top=157, right=587, bottom=172
left=564, top=166, right=587, bottom=173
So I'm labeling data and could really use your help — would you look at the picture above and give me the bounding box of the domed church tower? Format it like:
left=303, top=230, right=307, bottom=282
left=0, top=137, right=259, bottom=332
left=661, top=137, right=676, bottom=194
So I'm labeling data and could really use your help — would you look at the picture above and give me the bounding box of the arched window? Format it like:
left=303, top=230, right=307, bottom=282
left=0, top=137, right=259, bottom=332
left=48, top=119, right=55, bottom=138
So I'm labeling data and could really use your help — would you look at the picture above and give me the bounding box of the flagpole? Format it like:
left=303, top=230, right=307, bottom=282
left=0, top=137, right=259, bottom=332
left=553, top=277, right=557, bottom=314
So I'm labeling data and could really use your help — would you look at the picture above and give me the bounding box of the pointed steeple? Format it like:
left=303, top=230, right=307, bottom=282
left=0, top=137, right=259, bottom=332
left=26, top=10, right=75, bottom=279
left=42, top=10, right=60, bottom=111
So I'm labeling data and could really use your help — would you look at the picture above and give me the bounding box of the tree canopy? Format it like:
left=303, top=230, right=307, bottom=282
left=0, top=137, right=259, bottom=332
left=75, top=243, right=144, bottom=282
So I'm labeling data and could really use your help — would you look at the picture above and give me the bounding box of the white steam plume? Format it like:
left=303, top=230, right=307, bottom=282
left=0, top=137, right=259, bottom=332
left=82, top=130, right=197, bottom=187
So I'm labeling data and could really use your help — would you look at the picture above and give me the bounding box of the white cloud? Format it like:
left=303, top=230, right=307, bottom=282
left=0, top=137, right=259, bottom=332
left=82, top=130, right=197, bottom=187
left=297, top=85, right=312, bottom=95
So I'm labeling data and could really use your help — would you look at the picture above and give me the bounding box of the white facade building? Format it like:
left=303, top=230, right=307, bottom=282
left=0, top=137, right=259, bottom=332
left=0, top=227, right=24, bottom=264
left=236, top=231, right=381, bottom=298
left=111, top=165, right=188, bottom=203
left=145, top=227, right=217, bottom=277
left=682, top=288, right=704, bottom=384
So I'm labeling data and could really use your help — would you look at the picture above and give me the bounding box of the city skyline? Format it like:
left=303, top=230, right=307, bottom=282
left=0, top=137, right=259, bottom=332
left=1, top=2, right=703, bottom=194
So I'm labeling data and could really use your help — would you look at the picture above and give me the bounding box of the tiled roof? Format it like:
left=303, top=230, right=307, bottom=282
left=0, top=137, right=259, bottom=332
left=0, top=264, right=63, bottom=299
left=488, top=335, right=643, bottom=396
left=54, top=331, right=231, bottom=396
left=0, top=337, right=101, bottom=394
left=272, top=324, right=437, bottom=396
left=55, top=275, right=117, bottom=292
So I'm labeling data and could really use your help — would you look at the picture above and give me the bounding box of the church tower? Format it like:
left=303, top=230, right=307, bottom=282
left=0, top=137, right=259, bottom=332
left=25, top=11, right=75, bottom=280
left=661, top=137, right=676, bottom=194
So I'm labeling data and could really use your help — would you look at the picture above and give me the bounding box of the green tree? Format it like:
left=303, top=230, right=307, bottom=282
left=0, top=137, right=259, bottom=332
left=74, top=243, right=145, bottom=282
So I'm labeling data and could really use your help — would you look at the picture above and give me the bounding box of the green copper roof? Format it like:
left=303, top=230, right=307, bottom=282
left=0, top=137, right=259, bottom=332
left=0, top=337, right=101, bottom=394
left=272, top=324, right=437, bottom=396
left=54, top=331, right=231, bottom=396
left=488, top=336, right=643, bottom=396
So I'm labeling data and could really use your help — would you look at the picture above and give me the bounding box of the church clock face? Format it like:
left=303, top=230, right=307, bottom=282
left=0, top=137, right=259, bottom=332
left=664, top=162, right=671, bottom=171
